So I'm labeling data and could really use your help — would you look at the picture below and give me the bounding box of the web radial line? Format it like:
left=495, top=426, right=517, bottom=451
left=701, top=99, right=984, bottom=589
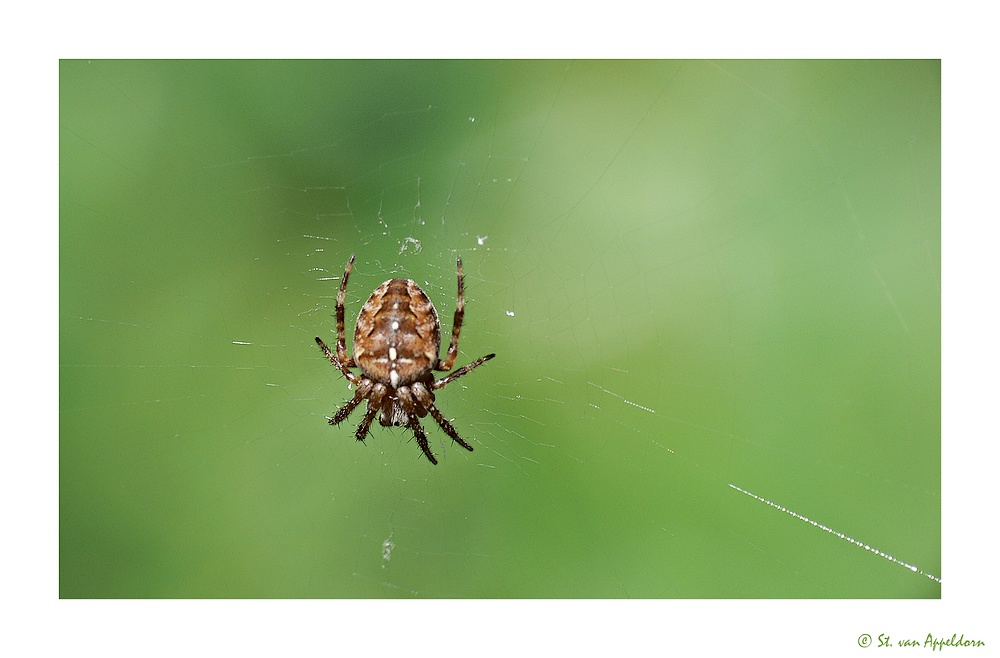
left=728, top=483, right=941, bottom=584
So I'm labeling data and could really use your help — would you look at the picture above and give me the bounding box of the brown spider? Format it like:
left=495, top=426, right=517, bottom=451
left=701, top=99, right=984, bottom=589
left=316, top=254, right=495, bottom=464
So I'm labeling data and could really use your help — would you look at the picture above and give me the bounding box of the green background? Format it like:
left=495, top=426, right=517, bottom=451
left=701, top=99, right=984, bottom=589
left=60, top=60, right=940, bottom=598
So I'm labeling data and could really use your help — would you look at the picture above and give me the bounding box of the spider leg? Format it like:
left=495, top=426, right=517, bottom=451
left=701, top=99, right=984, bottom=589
left=335, top=254, right=357, bottom=367
left=432, top=352, right=496, bottom=391
left=407, top=415, right=438, bottom=465
left=315, top=336, right=361, bottom=386
left=426, top=404, right=475, bottom=453
left=330, top=388, right=365, bottom=425
left=436, top=256, right=466, bottom=372
left=350, top=382, right=388, bottom=443
left=355, top=399, right=379, bottom=443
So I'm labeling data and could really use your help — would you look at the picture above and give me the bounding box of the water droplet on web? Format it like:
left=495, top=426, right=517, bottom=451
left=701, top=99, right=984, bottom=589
left=399, top=236, right=422, bottom=255
left=381, top=535, right=396, bottom=568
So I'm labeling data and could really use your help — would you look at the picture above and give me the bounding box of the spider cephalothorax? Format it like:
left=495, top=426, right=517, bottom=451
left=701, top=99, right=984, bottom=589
left=316, top=254, right=495, bottom=464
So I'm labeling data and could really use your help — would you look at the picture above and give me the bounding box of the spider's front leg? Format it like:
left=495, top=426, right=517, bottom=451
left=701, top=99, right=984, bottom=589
left=407, top=416, right=439, bottom=465
left=426, top=404, right=475, bottom=453
left=329, top=378, right=372, bottom=425
left=351, top=383, right=387, bottom=443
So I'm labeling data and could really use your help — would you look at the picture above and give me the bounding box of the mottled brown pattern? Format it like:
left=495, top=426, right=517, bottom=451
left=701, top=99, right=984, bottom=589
left=316, top=254, right=495, bottom=465
left=354, top=279, right=441, bottom=386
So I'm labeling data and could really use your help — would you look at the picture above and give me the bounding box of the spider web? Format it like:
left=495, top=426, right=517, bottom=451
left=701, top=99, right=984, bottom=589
left=59, top=60, right=943, bottom=614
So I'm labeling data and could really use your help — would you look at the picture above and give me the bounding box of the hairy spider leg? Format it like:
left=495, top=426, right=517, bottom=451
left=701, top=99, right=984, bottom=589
left=407, top=416, right=438, bottom=465
left=355, top=400, right=380, bottom=443
left=315, top=336, right=360, bottom=386
left=354, top=383, right=387, bottom=443
left=433, top=352, right=496, bottom=390
left=317, top=335, right=374, bottom=427
left=335, top=253, right=357, bottom=367
left=329, top=389, right=365, bottom=425
left=426, top=404, right=475, bottom=453
left=436, top=256, right=466, bottom=372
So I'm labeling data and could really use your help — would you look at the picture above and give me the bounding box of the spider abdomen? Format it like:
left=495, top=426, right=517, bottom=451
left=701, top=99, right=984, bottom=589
left=353, top=278, right=442, bottom=389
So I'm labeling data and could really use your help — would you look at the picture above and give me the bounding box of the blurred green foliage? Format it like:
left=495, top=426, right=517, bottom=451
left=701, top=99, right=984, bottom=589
left=60, top=60, right=939, bottom=598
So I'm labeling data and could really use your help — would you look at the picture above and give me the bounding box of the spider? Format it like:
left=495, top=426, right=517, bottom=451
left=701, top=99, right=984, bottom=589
left=316, top=254, right=495, bottom=465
